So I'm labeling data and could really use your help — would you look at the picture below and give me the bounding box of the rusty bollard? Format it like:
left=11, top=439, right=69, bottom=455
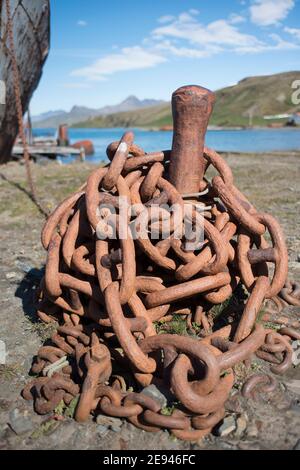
left=169, top=85, right=215, bottom=194
left=57, top=124, right=70, bottom=147
left=23, top=83, right=293, bottom=442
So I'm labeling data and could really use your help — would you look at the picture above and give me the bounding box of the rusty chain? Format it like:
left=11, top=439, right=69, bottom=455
left=22, top=85, right=299, bottom=442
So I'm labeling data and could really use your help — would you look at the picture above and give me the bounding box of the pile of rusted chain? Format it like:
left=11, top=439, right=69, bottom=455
left=23, top=86, right=300, bottom=441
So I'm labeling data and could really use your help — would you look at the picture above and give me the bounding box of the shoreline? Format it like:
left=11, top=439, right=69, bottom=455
left=32, top=124, right=300, bottom=132
left=68, top=125, right=300, bottom=131
left=31, top=127, right=300, bottom=158
left=218, top=149, right=300, bottom=156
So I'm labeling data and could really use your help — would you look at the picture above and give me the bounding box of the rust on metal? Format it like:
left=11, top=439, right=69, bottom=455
left=22, top=84, right=297, bottom=441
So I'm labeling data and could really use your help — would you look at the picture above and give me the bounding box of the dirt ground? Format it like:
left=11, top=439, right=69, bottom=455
left=0, top=152, right=299, bottom=451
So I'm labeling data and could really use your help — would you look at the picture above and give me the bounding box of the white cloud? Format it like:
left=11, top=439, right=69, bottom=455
left=151, top=10, right=300, bottom=58
left=285, top=27, right=300, bottom=41
left=152, top=12, right=263, bottom=53
left=268, top=33, right=300, bottom=50
left=70, top=9, right=300, bottom=83
left=70, top=46, right=166, bottom=81
left=155, top=40, right=222, bottom=58
left=229, top=13, right=246, bottom=24
left=188, top=9, right=199, bottom=16
left=234, top=34, right=300, bottom=53
left=157, top=15, right=175, bottom=24
left=207, top=20, right=260, bottom=47
left=52, top=49, right=101, bottom=59
left=178, top=11, right=199, bottom=23
left=250, top=0, right=295, bottom=26
left=77, top=20, right=87, bottom=27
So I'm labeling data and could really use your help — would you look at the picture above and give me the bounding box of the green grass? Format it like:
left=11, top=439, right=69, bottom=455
left=53, top=396, right=79, bottom=419
left=210, top=296, right=233, bottom=320
left=0, top=163, right=97, bottom=221
left=256, top=306, right=281, bottom=331
left=0, top=186, right=37, bottom=217
left=251, top=361, right=263, bottom=372
left=155, top=315, right=188, bottom=336
left=161, top=405, right=176, bottom=416
left=0, top=364, right=22, bottom=380
left=210, top=283, right=247, bottom=318
left=31, top=419, right=60, bottom=439
left=31, top=321, right=58, bottom=341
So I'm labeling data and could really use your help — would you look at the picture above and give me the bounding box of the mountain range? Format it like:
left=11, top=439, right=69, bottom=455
left=33, top=96, right=165, bottom=128
left=73, top=71, right=300, bottom=129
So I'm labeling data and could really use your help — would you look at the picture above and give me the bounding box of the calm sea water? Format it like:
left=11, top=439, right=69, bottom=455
left=33, top=127, right=300, bottom=164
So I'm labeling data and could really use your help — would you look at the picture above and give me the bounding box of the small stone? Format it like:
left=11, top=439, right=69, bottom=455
left=288, top=402, right=300, bottom=414
left=0, top=400, right=11, bottom=411
left=96, top=415, right=109, bottom=426
left=297, top=254, right=300, bottom=263
left=284, top=379, right=300, bottom=396
left=275, top=399, right=292, bottom=411
left=96, top=424, right=109, bottom=435
left=9, top=408, right=35, bottom=436
left=0, top=423, right=8, bottom=437
left=289, top=262, right=300, bottom=270
left=96, top=414, right=122, bottom=432
left=235, top=414, right=248, bottom=438
left=96, top=415, right=120, bottom=426
left=294, top=439, right=300, bottom=450
left=141, top=384, right=168, bottom=409
left=5, top=272, right=16, bottom=280
left=292, top=342, right=300, bottom=366
left=246, top=423, right=258, bottom=438
left=0, top=342, right=6, bottom=365
left=225, top=394, right=244, bottom=414
left=255, top=420, right=263, bottom=432
left=217, top=415, right=236, bottom=437
left=111, top=424, right=122, bottom=433
left=46, top=421, right=75, bottom=443
left=15, top=260, right=33, bottom=274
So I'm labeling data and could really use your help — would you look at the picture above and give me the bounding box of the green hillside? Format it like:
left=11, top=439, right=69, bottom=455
left=74, top=71, right=300, bottom=129
left=74, top=103, right=172, bottom=129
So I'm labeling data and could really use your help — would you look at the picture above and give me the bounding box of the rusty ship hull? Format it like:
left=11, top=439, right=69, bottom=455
left=0, top=0, right=50, bottom=163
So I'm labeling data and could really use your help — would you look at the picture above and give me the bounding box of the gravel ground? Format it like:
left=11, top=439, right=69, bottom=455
left=0, top=152, right=299, bottom=450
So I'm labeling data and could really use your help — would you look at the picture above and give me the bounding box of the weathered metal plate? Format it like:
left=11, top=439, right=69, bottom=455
left=0, top=0, right=50, bottom=163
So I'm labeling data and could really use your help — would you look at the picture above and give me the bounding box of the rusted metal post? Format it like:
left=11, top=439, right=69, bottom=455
left=57, top=124, right=70, bottom=146
left=169, top=85, right=215, bottom=194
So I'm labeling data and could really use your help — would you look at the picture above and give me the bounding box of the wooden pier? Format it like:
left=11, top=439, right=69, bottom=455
left=12, top=144, right=85, bottom=161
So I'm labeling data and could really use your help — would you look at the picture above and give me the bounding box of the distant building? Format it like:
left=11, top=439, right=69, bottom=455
left=288, top=112, right=300, bottom=125
left=263, top=113, right=290, bottom=120
left=263, top=112, right=300, bottom=126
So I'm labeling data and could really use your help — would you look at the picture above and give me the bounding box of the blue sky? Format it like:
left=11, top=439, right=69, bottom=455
left=31, top=0, right=300, bottom=115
